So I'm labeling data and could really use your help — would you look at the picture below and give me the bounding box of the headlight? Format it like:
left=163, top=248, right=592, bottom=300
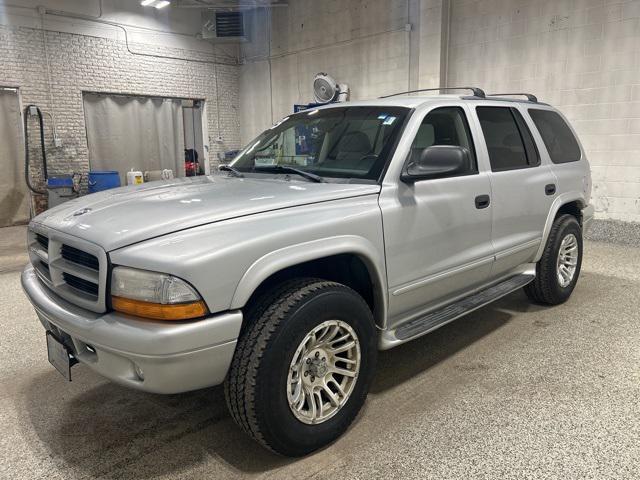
left=110, top=267, right=208, bottom=320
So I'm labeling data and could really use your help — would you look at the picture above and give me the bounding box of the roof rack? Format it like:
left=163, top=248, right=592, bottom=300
left=487, top=93, right=538, bottom=102
left=379, top=87, right=486, bottom=99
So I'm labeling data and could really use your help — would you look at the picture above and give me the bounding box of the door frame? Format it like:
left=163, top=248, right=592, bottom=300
left=182, top=99, right=209, bottom=175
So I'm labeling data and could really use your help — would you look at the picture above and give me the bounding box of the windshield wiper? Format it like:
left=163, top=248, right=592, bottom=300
left=219, top=164, right=244, bottom=178
left=255, top=165, right=325, bottom=183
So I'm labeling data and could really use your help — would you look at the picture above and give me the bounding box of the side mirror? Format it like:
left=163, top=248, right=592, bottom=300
left=401, top=145, right=470, bottom=182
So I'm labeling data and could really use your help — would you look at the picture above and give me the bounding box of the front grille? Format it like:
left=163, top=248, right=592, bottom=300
left=63, top=272, right=99, bottom=297
left=35, top=233, right=49, bottom=250
left=61, top=244, right=99, bottom=271
left=28, top=228, right=106, bottom=312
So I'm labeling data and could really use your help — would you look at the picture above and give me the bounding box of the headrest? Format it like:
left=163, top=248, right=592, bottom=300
left=338, top=131, right=371, bottom=153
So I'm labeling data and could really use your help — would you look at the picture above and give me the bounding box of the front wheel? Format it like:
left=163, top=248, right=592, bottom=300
left=224, top=278, right=377, bottom=456
left=525, top=214, right=583, bottom=305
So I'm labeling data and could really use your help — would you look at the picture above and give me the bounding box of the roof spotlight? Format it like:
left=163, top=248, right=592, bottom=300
left=140, top=0, right=171, bottom=7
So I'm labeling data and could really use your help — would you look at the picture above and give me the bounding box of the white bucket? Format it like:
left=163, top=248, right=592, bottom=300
left=126, top=169, right=144, bottom=186
left=144, top=169, right=174, bottom=182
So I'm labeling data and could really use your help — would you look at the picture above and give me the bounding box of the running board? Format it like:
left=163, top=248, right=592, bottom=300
left=393, top=274, right=535, bottom=342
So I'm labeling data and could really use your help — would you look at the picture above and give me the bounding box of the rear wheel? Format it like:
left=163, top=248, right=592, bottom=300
left=525, top=214, right=583, bottom=305
left=224, top=278, right=377, bottom=456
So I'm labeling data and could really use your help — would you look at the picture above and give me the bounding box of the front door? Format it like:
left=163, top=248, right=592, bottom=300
left=380, top=105, right=495, bottom=327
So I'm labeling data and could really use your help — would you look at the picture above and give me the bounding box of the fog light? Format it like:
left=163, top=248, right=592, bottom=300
left=134, top=364, right=145, bottom=381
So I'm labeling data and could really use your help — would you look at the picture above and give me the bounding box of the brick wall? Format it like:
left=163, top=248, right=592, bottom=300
left=448, top=0, right=640, bottom=223
left=0, top=24, right=240, bottom=204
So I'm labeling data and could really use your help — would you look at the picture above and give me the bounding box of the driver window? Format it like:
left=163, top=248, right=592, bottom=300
left=409, top=107, right=477, bottom=176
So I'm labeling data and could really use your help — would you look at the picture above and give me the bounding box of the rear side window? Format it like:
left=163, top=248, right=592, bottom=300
left=476, top=107, right=539, bottom=172
left=528, top=109, right=581, bottom=163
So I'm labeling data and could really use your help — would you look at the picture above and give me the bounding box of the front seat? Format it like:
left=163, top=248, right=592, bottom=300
left=324, top=131, right=372, bottom=170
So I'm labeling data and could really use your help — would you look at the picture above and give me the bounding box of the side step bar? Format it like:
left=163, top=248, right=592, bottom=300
left=393, top=274, right=535, bottom=342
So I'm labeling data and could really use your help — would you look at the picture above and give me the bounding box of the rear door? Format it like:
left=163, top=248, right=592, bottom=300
left=527, top=108, right=588, bottom=203
left=472, top=104, right=557, bottom=275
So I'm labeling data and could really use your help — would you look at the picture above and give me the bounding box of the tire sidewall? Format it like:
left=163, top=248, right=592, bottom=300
left=548, top=217, right=583, bottom=301
left=254, top=286, right=377, bottom=456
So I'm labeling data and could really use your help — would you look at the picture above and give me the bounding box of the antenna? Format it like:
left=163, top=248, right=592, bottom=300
left=380, top=87, right=486, bottom=99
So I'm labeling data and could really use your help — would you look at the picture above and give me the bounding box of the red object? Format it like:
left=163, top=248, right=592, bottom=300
left=185, top=161, right=198, bottom=176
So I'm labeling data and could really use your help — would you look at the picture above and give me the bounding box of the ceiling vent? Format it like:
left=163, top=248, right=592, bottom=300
left=202, top=11, right=247, bottom=41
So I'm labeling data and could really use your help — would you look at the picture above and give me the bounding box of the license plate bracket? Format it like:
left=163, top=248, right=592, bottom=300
left=46, top=331, right=77, bottom=381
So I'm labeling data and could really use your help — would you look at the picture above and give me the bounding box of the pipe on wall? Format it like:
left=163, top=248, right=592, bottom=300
left=2, top=2, right=238, bottom=66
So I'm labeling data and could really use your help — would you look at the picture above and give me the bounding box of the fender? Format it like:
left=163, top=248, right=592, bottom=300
left=534, top=191, right=587, bottom=262
left=229, top=235, right=388, bottom=328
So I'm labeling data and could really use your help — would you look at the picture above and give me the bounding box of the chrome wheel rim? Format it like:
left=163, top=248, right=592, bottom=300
left=557, top=233, right=579, bottom=288
left=287, top=320, right=361, bottom=425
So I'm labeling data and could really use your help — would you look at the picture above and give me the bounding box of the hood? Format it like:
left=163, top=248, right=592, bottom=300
left=32, top=176, right=381, bottom=251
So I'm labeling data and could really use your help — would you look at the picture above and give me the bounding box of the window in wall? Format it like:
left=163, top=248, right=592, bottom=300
left=408, top=106, right=477, bottom=177
left=83, top=93, right=207, bottom=184
left=528, top=109, right=581, bottom=163
left=476, top=106, right=539, bottom=172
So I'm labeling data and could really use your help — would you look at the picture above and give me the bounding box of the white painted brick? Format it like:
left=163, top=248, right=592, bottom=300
left=0, top=24, right=240, bottom=195
left=622, top=0, right=640, bottom=19
left=572, top=118, right=629, bottom=135
left=449, top=0, right=640, bottom=221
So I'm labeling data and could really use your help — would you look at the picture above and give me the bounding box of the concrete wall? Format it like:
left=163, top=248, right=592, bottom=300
left=0, top=0, right=240, bottom=203
left=237, top=0, right=451, bottom=145
left=239, top=0, right=640, bottom=223
left=238, top=0, right=419, bottom=143
left=448, top=0, right=640, bottom=223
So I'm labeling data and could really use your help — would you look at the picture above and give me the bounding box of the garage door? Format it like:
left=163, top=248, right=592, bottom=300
left=83, top=93, right=186, bottom=185
left=0, top=88, right=29, bottom=227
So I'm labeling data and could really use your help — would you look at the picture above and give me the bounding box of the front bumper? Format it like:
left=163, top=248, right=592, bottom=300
left=21, top=265, right=242, bottom=394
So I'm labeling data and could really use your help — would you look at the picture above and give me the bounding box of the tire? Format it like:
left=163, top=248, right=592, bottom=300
left=224, top=278, right=377, bottom=456
left=524, top=214, right=583, bottom=305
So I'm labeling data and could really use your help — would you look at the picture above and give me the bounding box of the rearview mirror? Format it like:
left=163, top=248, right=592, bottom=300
left=401, top=145, right=470, bottom=182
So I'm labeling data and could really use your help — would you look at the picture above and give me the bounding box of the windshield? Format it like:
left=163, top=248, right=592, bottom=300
left=230, top=106, right=409, bottom=182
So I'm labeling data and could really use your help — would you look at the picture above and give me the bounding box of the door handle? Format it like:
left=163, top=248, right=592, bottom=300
left=545, top=183, right=556, bottom=195
left=475, top=194, right=491, bottom=209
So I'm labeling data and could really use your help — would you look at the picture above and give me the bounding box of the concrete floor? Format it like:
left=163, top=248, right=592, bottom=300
left=1, top=225, right=638, bottom=479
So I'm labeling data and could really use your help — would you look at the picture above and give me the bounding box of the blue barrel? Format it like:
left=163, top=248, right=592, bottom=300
left=88, top=171, right=120, bottom=193
left=47, top=175, right=74, bottom=188
left=47, top=175, right=78, bottom=208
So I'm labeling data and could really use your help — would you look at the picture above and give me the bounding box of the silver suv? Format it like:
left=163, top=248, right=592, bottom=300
left=22, top=88, right=593, bottom=456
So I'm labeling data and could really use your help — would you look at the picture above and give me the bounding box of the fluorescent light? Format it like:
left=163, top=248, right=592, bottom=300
left=154, top=0, right=170, bottom=8
left=140, top=0, right=156, bottom=5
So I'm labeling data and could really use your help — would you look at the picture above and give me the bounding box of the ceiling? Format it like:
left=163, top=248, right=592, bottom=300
left=173, top=0, right=288, bottom=9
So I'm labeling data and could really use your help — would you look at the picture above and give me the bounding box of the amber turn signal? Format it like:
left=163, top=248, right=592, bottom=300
left=111, top=296, right=208, bottom=320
